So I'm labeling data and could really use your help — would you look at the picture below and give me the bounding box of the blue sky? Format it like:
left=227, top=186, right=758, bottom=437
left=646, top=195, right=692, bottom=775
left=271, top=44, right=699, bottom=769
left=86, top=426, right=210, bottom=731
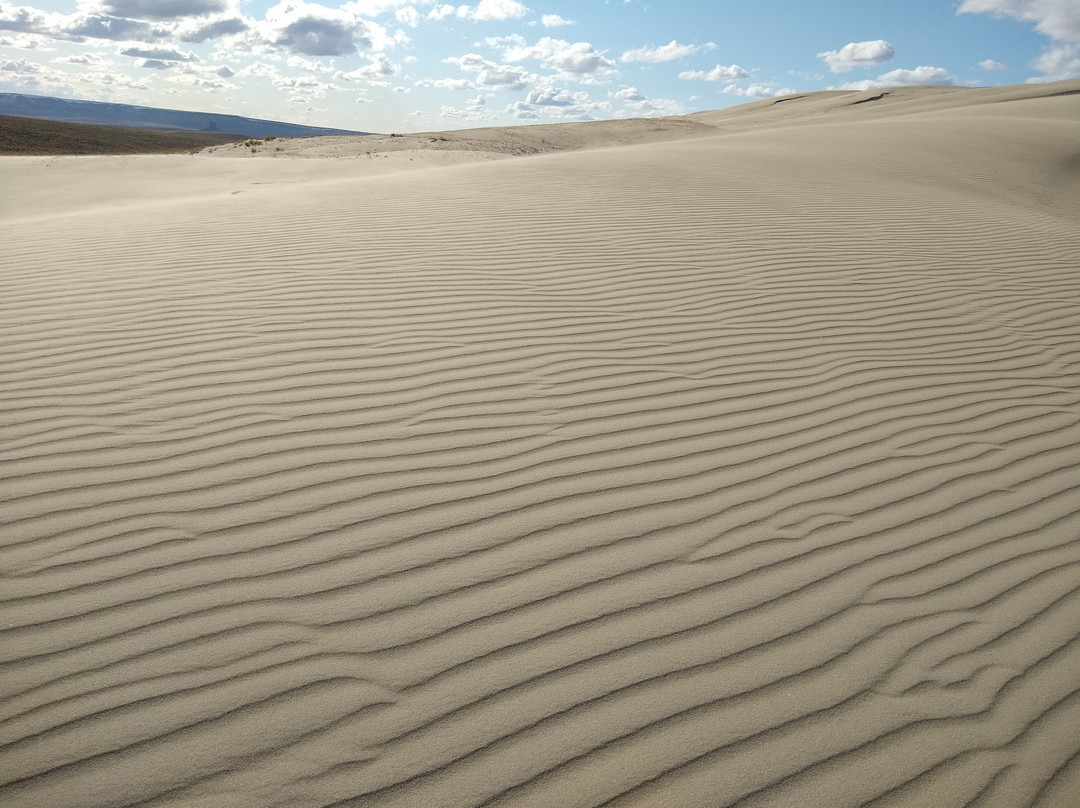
left=1, top=1, right=1078, bottom=132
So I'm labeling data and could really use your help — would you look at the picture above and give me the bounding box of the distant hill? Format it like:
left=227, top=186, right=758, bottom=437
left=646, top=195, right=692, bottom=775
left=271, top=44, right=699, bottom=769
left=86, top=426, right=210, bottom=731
left=0, top=93, right=370, bottom=139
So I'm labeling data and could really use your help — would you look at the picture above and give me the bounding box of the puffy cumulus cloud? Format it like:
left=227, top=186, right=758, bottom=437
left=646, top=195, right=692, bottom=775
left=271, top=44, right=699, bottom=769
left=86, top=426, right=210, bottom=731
left=503, top=36, right=616, bottom=76
left=286, top=53, right=331, bottom=71
left=817, top=39, right=894, bottom=72
left=611, top=85, right=683, bottom=116
left=56, top=52, right=107, bottom=64
left=0, top=31, right=53, bottom=49
left=483, top=32, right=524, bottom=50
left=550, top=41, right=616, bottom=75
left=507, top=87, right=602, bottom=121
left=1, top=56, right=40, bottom=72
left=0, top=55, right=126, bottom=94
left=68, top=14, right=168, bottom=41
left=958, top=0, right=1080, bottom=43
left=612, top=85, right=643, bottom=101
left=677, top=63, right=750, bottom=81
left=1028, top=43, right=1080, bottom=80
left=81, top=69, right=150, bottom=89
left=0, top=4, right=172, bottom=42
left=340, top=51, right=398, bottom=78
left=620, top=39, right=715, bottom=63
left=445, top=52, right=532, bottom=89
left=722, top=83, right=797, bottom=98
left=94, top=0, right=227, bottom=20
left=978, top=58, right=1007, bottom=69
left=838, top=65, right=956, bottom=90
left=344, top=0, right=420, bottom=14
left=506, top=99, right=538, bottom=118
left=260, top=2, right=379, bottom=57
left=235, top=60, right=279, bottom=78
left=465, top=0, right=530, bottom=22
left=119, top=45, right=199, bottom=62
left=540, top=14, right=570, bottom=27
left=272, top=72, right=336, bottom=98
left=415, top=75, right=475, bottom=89
left=954, top=0, right=1080, bottom=82
left=526, top=85, right=578, bottom=105
left=439, top=92, right=494, bottom=123
left=0, top=5, right=68, bottom=37
left=876, top=65, right=956, bottom=85
left=395, top=6, right=420, bottom=27
left=166, top=67, right=231, bottom=88
left=473, top=0, right=527, bottom=20
left=179, top=17, right=248, bottom=43
left=434, top=0, right=529, bottom=22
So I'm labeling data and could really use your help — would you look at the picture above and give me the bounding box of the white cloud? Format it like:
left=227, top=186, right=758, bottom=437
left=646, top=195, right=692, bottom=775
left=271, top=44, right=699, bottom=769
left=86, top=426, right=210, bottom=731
left=119, top=46, right=199, bottom=62
left=95, top=0, right=228, bottom=20
left=978, top=58, right=1007, bottom=69
left=817, top=39, right=895, bottom=72
left=179, top=17, right=247, bottom=42
left=445, top=52, right=533, bottom=89
left=550, top=41, right=616, bottom=75
left=56, top=52, right=106, bottom=65
left=540, top=14, right=571, bottom=27
left=503, top=36, right=616, bottom=76
left=612, top=85, right=683, bottom=116
left=343, top=52, right=398, bottom=78
left=527, top=85, right=577, bottom=105
left=722, top=84, right=797, bottom=98
left=620, top=39, right=715, bottom=63
left=0, top=31, right=52, bottom=49
left=484, top=33, right=525, bottom=50
left=272, top=73, right=336, bottom=98
left=677, top=63, right=750, bottom=81
left=343, top=0, right=421, bottom=15
left=395, top=6, right=420, bottom=27
left=877, top=65, right=956, bottom=85
left=260, top=2, right=379, bottom=57
left=0, top=6, right=174, bottom=43
left=1, top=56, right=40, bottom=73
left=417, top=76, right=474, bottom=89
left=838, top=65, right=957, bottom=90
left=439, top=92, right=495, bottom=123
left=0, top=6, right=64, bottom=38
left=1028, top=43, right=1080, bottom=80
left=458, top=0, right=530, bottom=22
left=958, top=0, right=1080, bottom=43
left=427, top=4, right=454, bottom=20
left=960, top=1, right=1080, bottom=79
left=506, top=99, right=538, bottom=118
left=80, top=69, right=150, bottom=89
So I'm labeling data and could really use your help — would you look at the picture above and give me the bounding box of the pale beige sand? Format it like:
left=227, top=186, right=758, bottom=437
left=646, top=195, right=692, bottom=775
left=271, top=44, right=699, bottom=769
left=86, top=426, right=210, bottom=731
left=2, top=80, right=1080, bottom=808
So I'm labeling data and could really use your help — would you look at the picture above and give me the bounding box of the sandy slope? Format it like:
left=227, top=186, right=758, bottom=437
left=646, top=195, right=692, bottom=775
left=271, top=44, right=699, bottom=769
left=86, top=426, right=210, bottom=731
left=2, top=81, right=1079, bottom=808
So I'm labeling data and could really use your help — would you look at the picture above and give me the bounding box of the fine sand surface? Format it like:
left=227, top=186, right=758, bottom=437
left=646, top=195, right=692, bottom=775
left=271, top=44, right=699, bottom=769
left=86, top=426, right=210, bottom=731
left=2, top=81, right=1080, bottom=807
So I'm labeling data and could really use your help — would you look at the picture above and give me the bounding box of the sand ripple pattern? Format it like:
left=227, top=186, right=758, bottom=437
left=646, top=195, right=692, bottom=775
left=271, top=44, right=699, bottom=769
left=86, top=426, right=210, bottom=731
left=2, top=99, right=1080, bottom=807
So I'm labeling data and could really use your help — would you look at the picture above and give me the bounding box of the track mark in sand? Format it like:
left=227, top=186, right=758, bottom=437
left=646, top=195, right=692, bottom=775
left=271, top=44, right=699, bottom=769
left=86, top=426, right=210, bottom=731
left=2, top=97, right=1080, bottom=807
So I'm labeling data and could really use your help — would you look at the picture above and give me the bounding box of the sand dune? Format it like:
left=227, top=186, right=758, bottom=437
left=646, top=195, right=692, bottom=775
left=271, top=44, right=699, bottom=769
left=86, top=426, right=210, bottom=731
left=2, top=80, right=1080, bottom=807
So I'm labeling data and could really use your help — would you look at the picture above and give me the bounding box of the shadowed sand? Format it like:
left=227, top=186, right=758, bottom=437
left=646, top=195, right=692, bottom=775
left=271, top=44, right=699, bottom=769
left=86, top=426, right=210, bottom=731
left=2, top=80, right=1080, bottom=808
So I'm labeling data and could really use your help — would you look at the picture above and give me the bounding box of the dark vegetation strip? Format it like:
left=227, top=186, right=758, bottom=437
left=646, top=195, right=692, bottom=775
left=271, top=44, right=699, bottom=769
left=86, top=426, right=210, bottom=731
left=0, top=114, right=246, bottom=155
